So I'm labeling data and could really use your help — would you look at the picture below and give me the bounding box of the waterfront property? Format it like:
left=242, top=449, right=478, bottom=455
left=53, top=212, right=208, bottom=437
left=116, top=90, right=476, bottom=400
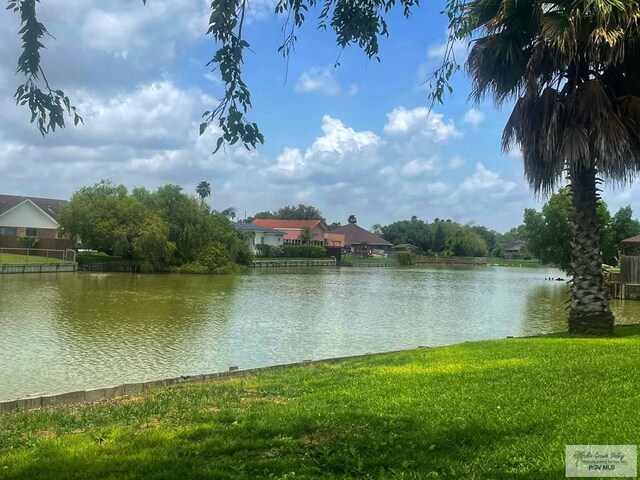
left=233, top=222, right=284, bottom=254
left=607, top=235, right=640, bottom=300
left=330, top=221, right=392, bottom=255
left=252, top=219, right=345, bottom=247
left=0, top=194, right=72, bottom=250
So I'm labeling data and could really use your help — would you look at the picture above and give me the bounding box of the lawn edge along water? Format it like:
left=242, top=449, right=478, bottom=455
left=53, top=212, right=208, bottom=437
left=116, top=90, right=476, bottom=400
left=1, top=324, right=640, bottom=479
left=2, top=323, right=638, bottom=413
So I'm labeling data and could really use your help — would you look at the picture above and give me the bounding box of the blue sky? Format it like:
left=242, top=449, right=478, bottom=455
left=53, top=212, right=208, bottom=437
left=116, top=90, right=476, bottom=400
left=0, top=0, right=638, bottom=232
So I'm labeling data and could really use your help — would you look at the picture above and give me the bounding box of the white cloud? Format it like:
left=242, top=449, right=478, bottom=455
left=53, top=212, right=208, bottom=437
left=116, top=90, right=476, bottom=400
left=448, top=156, right=465, bottom=169
left=426, top=38, right=467, bottom=61
left=463, top=108, right=486, bottom=126
left=384, top=107, right=461, bottom=142
left=295, top=66, right=358, bottom=96
left=400, top=158, right=437, bottom=178
left=269, top=115, right=380, bottom=179
left=446, top=163, right=518, bottom=206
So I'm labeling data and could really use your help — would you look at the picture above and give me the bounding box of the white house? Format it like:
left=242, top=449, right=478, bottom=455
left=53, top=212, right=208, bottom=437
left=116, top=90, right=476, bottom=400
left=234, top=222, right=284, bottom=254
left=0, top=194, right=67, bottom=239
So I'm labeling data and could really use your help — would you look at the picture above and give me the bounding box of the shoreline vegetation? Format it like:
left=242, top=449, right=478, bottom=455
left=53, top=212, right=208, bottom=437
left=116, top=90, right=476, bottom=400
left=2, top=325, right=639, bottom=479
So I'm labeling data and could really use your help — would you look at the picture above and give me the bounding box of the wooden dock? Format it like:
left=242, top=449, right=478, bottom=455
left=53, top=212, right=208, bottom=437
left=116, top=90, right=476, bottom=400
left=607, top=256, right=640, bottom=300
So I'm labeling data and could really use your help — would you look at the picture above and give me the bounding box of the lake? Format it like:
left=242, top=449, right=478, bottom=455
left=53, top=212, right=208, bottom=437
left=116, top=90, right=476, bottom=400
left=1, top=266, right=638, bottom=401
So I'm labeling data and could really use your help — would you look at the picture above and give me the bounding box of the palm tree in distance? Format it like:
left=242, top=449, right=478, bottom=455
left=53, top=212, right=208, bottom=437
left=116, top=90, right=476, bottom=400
left=462, top=0, right=640, bottom=334
left=196, top=181, right=211, bottom=205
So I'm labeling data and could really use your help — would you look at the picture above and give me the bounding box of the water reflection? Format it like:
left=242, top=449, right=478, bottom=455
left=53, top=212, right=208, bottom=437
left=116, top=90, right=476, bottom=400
left=1, top=267, right=638, bottom=400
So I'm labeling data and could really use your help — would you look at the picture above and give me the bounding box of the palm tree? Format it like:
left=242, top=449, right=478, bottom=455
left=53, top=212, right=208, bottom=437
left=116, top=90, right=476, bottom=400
left=196, top=181, right=211, bottom=205
left=462, top=0, right=640, bottom=334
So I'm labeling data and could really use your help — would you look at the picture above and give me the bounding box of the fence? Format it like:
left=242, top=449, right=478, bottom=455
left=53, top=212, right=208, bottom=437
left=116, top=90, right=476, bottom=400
left=0, top=247, right=76, bottom=263
left=0, top=235, right=73, bottom=250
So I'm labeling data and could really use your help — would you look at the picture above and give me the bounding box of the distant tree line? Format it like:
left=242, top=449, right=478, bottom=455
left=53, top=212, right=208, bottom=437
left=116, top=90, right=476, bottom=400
left=58, top=181, right=252, bottom=273
left=523, top=188, right=640, bottom=272
left=380, top=218, right=503, bottom=258
left=253, top=204, right=326, bottom=223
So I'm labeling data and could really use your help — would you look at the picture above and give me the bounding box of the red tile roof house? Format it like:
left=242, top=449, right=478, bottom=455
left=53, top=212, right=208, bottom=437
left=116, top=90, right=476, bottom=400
left=0, top=194, right=72, bottom=248
left=252, top=219, right=345, bottom=247
left=330, top=222, right=392, bottom=255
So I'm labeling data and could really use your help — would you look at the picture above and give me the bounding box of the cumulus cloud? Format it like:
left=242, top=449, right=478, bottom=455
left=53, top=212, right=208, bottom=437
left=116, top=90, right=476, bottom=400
left=463, top=108, right=486, bottom=126
left=384, top=107, right=461, bottom=142
left=268, top=115, right=380, bottom=179
left=295, top=66, right=359, bottom=96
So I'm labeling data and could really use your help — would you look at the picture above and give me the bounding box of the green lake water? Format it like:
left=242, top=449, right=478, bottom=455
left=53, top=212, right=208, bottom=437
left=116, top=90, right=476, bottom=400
left=1, top=266, right=638, bottom=401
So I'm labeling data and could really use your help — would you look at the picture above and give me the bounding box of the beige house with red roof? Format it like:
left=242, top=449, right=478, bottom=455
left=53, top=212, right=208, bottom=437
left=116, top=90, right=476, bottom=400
left=252, top=219, right=345, bottom=247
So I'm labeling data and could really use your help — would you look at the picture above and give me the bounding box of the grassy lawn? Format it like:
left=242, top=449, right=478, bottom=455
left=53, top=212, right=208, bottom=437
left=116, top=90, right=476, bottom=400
left=487, top=257, right=543, bottom=268
left=2, top=326, right=640, bottom=479
left=0, top=253, right=65, bottom=264
left=351, top=256, right=397, bottom=265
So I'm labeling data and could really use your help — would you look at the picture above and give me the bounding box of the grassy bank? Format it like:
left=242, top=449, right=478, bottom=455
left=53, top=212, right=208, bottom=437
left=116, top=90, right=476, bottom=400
left=2, top=326, right=640, bottom=479
left=487, top=257, right=542, bottom=268
left=0, top=253, right=65, bottom=264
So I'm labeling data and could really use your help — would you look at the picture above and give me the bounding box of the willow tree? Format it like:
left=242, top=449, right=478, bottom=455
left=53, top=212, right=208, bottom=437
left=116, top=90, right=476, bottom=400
left=458, top=0, right=640, bottom=334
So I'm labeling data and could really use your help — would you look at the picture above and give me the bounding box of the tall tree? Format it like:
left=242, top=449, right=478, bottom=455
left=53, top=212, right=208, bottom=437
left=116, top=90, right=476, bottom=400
left=604, top=206, right=640, bottom=263
left=254, top=204, right=326, bottom=222
left=460, top=0, right=640, bottom=334
left=196, top=181, right=211, bottom=205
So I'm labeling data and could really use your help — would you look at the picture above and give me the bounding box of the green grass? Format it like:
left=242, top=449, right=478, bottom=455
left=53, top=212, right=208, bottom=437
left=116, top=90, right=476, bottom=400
left=350, top=256, right=396, bottom=265
left=487, top=257, right=543, bottom=268
left=2, top=326, right=640, bottom=479
left=0, top=253, right=65, bottom=264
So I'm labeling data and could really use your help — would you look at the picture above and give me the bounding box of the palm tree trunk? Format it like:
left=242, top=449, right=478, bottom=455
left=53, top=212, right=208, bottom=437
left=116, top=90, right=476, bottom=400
left=568, top=166, right=614, bottom=335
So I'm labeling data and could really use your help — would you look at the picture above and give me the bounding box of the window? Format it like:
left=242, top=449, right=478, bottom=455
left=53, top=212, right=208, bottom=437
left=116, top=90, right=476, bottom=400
left=0, top=227, right=17, bottom=236
left=26, top=228, right=37, bottom=236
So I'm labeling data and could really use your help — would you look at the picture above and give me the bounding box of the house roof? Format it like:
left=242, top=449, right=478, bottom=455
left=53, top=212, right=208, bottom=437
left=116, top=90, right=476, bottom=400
left=252, top=219, right=325, bottom=230
left=0, top=194, right=67, bottom=220
left=391, top=243, right=419, bottom=251
left=329, top=223, right=392, bottom=246
left=621, top=235, right=640, bottom=246
left=503, top=240, right=527, bottom=251
left=234, top=222, right=283, bottom=235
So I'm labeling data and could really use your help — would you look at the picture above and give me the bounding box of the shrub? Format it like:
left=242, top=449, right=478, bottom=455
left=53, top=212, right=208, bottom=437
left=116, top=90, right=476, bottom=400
left=280, top=245, right=326, bottom=258
left=17, top=235, right=39, bottom=248
left=256, top=243, right=277, bottom=257
left=340, top=256, right=355, bottom=267
left=397, top=252, right=412, bottom=265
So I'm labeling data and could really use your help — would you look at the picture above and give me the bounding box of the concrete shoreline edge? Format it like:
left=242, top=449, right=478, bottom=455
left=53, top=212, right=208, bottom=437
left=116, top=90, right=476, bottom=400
left=0, top=348, right=415, bottom=413
left=3, top=323, right=637, bottom=414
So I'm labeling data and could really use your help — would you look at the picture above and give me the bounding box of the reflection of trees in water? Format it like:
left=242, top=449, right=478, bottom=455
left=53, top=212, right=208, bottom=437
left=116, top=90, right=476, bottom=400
left=50, top=274, right=240, bottom=369
left=609, top=298, right=640, bottom=325
left=522, top=282, right=570, bottom=335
